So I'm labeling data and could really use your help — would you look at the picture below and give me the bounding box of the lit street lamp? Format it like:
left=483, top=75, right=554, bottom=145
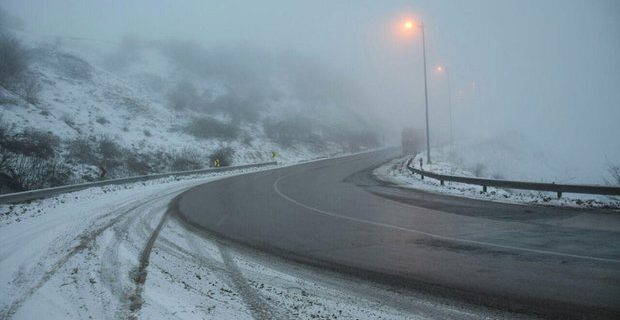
left=403, top=20, right=432, bottom=164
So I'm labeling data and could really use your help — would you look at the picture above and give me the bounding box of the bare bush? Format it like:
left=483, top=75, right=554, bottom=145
left=18, top=74, right=41, bottom=104
left=0, top=125, right=69, bottom=192
left=263, top=118, right=319, bottom=147
left=184, top=117, right=239, bottom=140
left=471, top=163, right=486, bottom=177
left=0, top=118, right=11, bottom=174
left=0, top=129, right=60, bottom=159
left=124, top=153, right=152, bottom=175
left=0, top=155, right=69, bottom=192
left=98, top=136, right=123, bottom=167
left=607, top=164, right=620, bottom=186
left=209, top=147, right=234, bottom=167
left=61, top=113, right=78, bottom=130
left=491, top=173, right=505, bottom=180
left=207, top=94, right=260, bottom=122
left=66, top=135, right=123, bottom=168
left=0, top=89, right=18, bottom=105
left=0, top=33, right=28, bottom=89
left=67, top=136, right=98, bottom=164
left=56, top=53, right=92, bottom=81
left=0, top=33, right=41, bottom=104
left=96, top=116, right=110, bottom=125
left=171, top=148, right=203, bottom=171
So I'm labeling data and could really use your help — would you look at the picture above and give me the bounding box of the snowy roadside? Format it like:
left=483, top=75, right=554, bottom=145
left=374, top=152, right=620, bottom=210
left=0, top=165, right=276, bottom=227
left=0, top=147, right=380, bottom=228
left=0, top=151, right=522, bottom=320
left=0, top=165, right=276, bottom=318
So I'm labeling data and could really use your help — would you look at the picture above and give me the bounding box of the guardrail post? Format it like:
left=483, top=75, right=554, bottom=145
left=406, top=158, right=413, bottom=168
left=402, top=153, right=620, bottom=198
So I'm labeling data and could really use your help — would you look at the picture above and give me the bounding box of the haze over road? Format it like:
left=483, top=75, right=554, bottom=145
left=176, top=150, right=620, bottom=319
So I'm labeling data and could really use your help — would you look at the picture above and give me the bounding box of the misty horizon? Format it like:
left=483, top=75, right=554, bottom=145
left=1, top=0, right=619, bottom=183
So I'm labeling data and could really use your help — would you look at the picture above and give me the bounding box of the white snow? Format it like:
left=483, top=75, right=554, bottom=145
left=0, top=163, right=503, bottom=320
left=1, top=31, right=372, bottom=192
left=375, top=146, right=620, bottom=210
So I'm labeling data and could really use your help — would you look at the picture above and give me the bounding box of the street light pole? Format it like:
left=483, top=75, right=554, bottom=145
left=436, top=65, right=454, bottom=157
left=446, top=68, right=453, bottom=156
left=420, top=23, right=431, bottom=164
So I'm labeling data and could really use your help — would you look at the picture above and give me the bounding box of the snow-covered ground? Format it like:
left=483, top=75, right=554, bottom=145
left=375, top=147, right=620, bottom=210
left=1, top=30, right=379, bottom=194
left=0, top=163, right=511, bottom=320
left=0, top=40, right=332, bottom=166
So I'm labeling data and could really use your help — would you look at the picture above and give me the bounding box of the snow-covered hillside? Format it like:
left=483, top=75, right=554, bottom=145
left=0, top=32, right=380, bottom=193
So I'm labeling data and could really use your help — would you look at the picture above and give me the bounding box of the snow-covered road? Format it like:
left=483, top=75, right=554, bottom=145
left=1, top=167, right=503, bottom=320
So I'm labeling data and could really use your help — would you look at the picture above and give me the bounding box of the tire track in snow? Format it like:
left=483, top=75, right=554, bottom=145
left=126, top=206, right=170, bottom=319
left=178, top=213, right=282, bottom=320
left=1, top=204, right=141, bottom=319
left=217, top=243, right=281, bottom=320
left=99, top=195, right=170, bottom=319
left=1, top=188, right=185, bottom=320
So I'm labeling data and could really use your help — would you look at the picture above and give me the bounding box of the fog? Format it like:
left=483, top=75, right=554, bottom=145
left=3, top=0, right=620, bottom=183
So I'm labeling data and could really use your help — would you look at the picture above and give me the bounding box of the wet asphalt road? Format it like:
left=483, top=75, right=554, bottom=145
left=175, top=150, right=620, bottom=319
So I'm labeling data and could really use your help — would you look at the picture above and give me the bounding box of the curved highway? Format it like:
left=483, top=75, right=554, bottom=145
left=174, top=150, right=620, bottom=319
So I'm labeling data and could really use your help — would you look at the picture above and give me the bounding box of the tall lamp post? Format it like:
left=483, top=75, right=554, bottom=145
left=436, top=66, right=453, bottom=155
left=404, top=20, right=431, bottom=164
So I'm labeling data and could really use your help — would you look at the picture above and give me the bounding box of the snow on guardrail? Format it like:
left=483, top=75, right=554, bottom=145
left=405, top=158, right=620, bottom=199
left=0, top=161, right=277, bottom=204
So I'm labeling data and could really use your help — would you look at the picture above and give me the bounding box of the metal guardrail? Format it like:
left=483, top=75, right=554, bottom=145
left=0, top=161, right=277, bottom=204
left=405, top=159, right=620, bottom=199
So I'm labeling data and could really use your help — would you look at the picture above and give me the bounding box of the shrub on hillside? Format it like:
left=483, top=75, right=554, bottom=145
left=55, top=53, right=92, bottom=81
left=263, top=118, right=319, bottom=147
left=207, top=94, right=260, bottom=122
left=66, top=135, right=124, bottom=169
left=0, top=129, right=60, bottom=159
left=0, top=123, right=69, bottom=192
left=19, top=75, right=41, bottom=105
left=98, top=136, right=123, bottom=168
left=0, top=33, right=41, bottom=104
left=471, top=163, right=486, bottom=177
left=184, top=117, right=239, bottom=140
left=96, top=116, right=110, bottom=125
left=0, top=154, right=70, bottom=192
left=67, top=136, right=98, bottom=164
left=607, top=164, right=620, bottom=186
left=171, top=148, right=203, bottom=171
left=209, top=147, right=234, bottom=167
left=0, top=33, right=28, bottom=89
left=124, top=153, right=152, bottom=175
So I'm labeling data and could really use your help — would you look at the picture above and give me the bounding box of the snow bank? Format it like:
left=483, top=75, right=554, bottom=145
left=375, top=150, right=620, bottom=210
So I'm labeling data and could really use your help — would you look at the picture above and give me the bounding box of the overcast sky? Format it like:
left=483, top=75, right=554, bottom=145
left=4, top=0, right=620, bottom=179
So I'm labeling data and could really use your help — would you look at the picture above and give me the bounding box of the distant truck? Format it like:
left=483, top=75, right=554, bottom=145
left=401, top=127, right=422, bottom=156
